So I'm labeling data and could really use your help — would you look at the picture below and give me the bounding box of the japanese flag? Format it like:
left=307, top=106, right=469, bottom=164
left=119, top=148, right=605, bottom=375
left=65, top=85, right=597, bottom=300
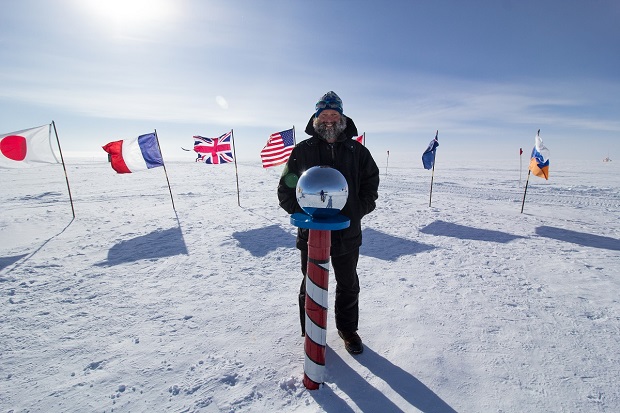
left=0, top=124, right=60, bottom=168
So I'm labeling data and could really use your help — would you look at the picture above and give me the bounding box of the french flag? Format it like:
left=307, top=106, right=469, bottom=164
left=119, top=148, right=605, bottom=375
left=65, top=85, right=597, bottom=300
left=102, top=133, right=164, bottom=174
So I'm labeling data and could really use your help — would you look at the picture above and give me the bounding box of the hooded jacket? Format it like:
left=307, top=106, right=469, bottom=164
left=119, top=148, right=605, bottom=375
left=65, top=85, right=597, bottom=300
left=277, top=115, right=380, bottom=256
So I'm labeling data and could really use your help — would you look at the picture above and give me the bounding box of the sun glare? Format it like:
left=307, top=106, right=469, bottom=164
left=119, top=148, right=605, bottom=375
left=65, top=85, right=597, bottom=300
left=79, top=0, right=174, bottom=33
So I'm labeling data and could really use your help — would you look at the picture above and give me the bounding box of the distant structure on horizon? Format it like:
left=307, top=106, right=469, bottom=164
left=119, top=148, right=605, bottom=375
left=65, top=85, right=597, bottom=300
left=603, top=156, right=612, bottom=162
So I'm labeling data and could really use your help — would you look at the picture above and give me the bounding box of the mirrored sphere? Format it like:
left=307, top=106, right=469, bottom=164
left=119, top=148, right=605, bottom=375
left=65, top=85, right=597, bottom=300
left=296, top=166, right=348, bottom=218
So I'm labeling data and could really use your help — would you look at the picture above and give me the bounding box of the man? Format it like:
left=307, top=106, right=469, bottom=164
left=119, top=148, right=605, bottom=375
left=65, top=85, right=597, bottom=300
left=278, top=91, right=380, bottom=354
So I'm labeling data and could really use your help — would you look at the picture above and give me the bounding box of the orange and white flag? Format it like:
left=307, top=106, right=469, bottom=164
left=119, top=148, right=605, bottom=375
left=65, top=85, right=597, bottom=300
left=529, top=130, right=550, bottom=180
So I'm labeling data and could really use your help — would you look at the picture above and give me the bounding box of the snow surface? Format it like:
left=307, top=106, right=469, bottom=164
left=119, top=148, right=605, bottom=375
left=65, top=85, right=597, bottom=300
left=1, top=158, right=619, bottom=413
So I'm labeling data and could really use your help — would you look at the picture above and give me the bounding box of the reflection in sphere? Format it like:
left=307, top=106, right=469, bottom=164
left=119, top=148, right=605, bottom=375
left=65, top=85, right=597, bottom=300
left=296, top=166, right=348, bottom=218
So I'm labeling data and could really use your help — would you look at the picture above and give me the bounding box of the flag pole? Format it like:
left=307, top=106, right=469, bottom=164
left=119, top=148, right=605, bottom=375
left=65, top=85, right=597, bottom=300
left=385, top=150, right=389, bottom=175
left=51, top=121, right=75, bottom=219
left=293, top=125, right=297, bottom=145
left=231, top=129, right=241, bottom=207
left=428, top=130, right=438, bottom=207
left=519, top=148, right=523, bottom=187
left=153, top=129, right=177, bottom=213
left=520, top=170, right=531, bottom=213
left=429, top=152, right=436, bottom=207
left=363, top=132, right=366, bottom=146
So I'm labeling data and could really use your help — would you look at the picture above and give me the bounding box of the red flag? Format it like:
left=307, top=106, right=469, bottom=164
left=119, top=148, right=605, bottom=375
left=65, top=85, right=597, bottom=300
left=355, top=134, right=364, bottom=145
left=520, top=148, right=523, bottom=156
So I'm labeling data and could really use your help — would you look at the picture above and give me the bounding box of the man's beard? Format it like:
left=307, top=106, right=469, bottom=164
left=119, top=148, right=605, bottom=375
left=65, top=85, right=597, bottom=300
left=313, top=116, right=347, bottom=143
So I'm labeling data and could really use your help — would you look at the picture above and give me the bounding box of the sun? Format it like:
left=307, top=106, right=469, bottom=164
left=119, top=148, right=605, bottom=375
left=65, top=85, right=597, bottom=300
left=79, top=0, right=174, bottom=31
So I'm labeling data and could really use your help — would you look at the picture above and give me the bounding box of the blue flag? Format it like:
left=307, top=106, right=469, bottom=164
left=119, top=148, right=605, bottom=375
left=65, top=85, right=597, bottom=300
left=422, top=131, right=439, bottom=170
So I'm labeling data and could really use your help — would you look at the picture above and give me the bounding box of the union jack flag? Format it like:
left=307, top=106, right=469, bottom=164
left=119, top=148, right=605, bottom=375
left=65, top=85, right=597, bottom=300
left=194, top=131, right=234, bottom=164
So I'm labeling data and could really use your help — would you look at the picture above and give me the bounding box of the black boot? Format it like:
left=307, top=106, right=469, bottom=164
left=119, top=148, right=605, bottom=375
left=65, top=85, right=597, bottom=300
left=338, top=330, right=363, bottom=354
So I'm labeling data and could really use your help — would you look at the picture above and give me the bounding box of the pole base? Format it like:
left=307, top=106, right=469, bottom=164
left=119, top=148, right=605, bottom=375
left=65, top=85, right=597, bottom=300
left=303, top=374, right=321, bottom=390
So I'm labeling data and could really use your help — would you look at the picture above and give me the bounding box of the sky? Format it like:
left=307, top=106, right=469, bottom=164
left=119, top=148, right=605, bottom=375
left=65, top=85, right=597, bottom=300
left=1, top=0, right=619, bottom=163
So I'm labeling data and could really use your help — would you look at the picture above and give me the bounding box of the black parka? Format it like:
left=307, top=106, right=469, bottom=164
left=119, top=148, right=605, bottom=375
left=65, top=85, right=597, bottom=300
left=277, top=115, right=380, bottom=256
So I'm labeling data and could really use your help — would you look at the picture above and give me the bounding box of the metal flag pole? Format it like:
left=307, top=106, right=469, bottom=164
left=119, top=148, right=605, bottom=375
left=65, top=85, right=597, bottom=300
left=231, top=129, right=241, bottom=207
left=51, top=121, right=75, bottom=218
left=521, top=129, right=544, bottom=213
left=520, top=170, right=531, bottom=213
left=519, top=147, right=523, bottom=187
left=429, top=162, right=436, bottom=208
left=153, top=129, right=177, bottom=213
left=385, top=150, right=389, bottom=175
left=292, top=125, right=297, bottom=145
left=428, top=130, right=438, bottom=208
left=363, top=132, right=366, bottom=146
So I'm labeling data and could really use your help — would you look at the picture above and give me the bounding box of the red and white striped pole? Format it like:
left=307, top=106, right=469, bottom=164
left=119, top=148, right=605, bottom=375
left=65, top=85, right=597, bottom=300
left=289, top=165, right=350, bottom=390
left=302, top=229, right=331, bottom=390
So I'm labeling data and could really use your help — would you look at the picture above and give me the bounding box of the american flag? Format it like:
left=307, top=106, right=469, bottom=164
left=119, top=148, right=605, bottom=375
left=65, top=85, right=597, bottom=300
left=194, top=131, right=234, bottom=164
left=260, top=128, right=295, bottom=168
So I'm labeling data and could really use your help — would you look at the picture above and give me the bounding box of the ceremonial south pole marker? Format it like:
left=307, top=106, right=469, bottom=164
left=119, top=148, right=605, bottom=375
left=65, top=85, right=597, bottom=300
left=290, top=166, right=349, bottom=390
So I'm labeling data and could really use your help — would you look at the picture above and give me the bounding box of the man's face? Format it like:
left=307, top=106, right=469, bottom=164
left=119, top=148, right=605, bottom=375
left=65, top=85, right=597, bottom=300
left=316, top=109, right=342, bottom=143
left=314, top=108, right=347, bottom=143
left=316, top=109, right=341, bottom=127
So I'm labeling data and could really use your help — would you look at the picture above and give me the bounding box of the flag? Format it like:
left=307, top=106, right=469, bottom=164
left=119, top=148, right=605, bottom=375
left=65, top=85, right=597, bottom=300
left=520, top=147, right=523, bottom=156
left=355, top=134, right=364, bottom=145
left=422, top=131, right=439, bottom=170
left=102, top=132, right=163, bottom=174
left=194, top=132, right=234, bottom=164
left=529, top=130, right=550, bottom=180
left=0, top=124, right=59, bottom=168
left=261, top=128, right=295, bottom=168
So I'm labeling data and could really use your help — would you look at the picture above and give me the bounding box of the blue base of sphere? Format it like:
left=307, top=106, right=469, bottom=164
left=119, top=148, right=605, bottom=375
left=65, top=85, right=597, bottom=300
left=290, top=212, right=350, bottom=230
left=300, top=207, right=342, bottom=219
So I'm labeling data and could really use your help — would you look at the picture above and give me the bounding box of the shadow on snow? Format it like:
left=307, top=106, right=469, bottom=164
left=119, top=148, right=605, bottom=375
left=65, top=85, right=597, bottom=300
left=231, top=225, right=435, bottom=261
left=1, top=218, right=74, bottom=273
left=0, top=254, right=29, bottom=271
left=536, top=226, right=620, bottom=251
left=420, top=220, right=525, bottom=243
left=361, top=228, right=436, bottom=261
left=312, top=345, right=458, bottom=413
left=96, top=227, right=188, bottom=266
left=232, top=224, right=296, bottom=257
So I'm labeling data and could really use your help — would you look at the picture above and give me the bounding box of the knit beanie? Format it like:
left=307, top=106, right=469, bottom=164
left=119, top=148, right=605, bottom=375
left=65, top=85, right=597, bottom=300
left=315, top=91, right=344, bottom=118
